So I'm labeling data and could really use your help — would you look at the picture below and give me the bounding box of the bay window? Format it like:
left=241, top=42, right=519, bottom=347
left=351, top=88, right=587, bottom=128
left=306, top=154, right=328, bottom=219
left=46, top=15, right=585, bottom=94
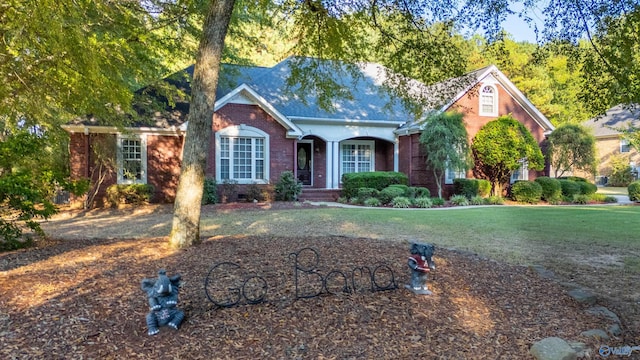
left=216, top=125, right=269, bottom=184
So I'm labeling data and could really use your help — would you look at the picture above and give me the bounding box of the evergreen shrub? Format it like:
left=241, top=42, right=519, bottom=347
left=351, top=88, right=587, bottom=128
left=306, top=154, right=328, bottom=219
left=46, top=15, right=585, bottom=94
left=379, top=186, right=406, bottom=204
left=453, top=178, right=491, bottom=198
left=275, top=171, right=302, bottom=201
left=510, top=181, right=542, bottom=204
left=559, top=179, right=581, bottom=198
left=341, top=172, right=408, bottom=199
left=577, top=181, right=597, bottom=195
left=412, top=187, right=430, bottom=198
left=357, top=187, right=380, bottom=202
left=534, top=176, right=562, bottom=202
left=202, top=177, right=218, bottom=204
left=629, top=181, right=640, bottom=201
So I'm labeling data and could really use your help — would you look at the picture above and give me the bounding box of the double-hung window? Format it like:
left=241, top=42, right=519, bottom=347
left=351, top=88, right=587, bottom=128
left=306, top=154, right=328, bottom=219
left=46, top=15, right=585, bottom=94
left=216, top=125, right=269, bottom=184
left=510, top=158, right=529, bottom=183
left=117, top=134, right=147, bottom=184
left=621, top=139, right=630, bottom=153
left=479, top=85, right=498, bottom=117
left=341, top=140, right=374, bottom=175
left=445, top=161, right=466, bottom=185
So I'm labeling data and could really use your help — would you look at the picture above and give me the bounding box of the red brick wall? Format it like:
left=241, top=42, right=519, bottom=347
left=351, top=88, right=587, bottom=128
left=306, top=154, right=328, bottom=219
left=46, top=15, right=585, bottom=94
left=69, top=132, right=89, bottom=180
left=399, top=81, right=550, bottom=197
left=147, top=135, right=183, bottom=202
left=450, top=83, right=548, bottom=181
left=211, top=103, right=295, bottom=183
left=374, top=139, right=394, bottom=171
left=451, top=83, right=547, bottom=142
left=68, top=132, right=183, bottom=205
left=398, top=134, right=448, bottom=198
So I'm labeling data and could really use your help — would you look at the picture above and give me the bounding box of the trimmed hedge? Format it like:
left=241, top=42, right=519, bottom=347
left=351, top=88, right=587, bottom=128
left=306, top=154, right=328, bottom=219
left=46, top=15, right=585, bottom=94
left=629, top=181, right=640, bottom=201
left=557, top=176, right=588, bottom=182
left=510, top=180, right=542, bottom=204
left=453, top=178, right=491, bottom=198
left=412, top=187, right=430, bottom=198
left=577, top=181, right=597, bottom=195
left=379, top=186, right=406, bottom=204
left=559, top=179, right=581, bottom=198
left=357, top=187, right=380, bottom=202
left=341, top=172, right=408, bottom=199
left=534, top=176, right=562, bottom=202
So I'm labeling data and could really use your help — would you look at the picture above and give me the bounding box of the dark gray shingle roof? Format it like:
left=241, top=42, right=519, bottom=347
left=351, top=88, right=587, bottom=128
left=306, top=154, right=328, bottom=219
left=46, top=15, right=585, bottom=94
left=582, top=104, right=640, bottom=137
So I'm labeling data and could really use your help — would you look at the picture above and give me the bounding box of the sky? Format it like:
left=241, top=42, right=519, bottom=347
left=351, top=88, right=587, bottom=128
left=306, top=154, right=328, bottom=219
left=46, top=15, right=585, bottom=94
left=503, top=14, right=540, bottom=43
left=500, top=2, right=548, bottom=43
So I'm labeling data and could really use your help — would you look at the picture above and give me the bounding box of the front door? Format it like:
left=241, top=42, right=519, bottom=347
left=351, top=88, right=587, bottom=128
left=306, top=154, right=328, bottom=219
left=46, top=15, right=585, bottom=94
left=297, top=142, right=312, bottom=186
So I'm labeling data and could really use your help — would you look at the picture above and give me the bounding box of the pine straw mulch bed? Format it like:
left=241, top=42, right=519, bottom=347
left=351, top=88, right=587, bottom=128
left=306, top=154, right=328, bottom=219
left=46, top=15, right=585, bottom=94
left=0, top=229, right=618, bottom=360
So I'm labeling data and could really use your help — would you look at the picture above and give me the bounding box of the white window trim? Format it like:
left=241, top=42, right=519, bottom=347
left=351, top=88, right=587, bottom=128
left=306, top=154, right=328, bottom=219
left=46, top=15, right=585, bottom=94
left=444, top=162, right=466, bottom=185
left=116, top=134, right=147, bottom=184
left=510, top=159, right=529, bottom=183
left=340, top=140, right=375, bottom=178
left=479, top=84, right=498, bottom=117
left=215, top=125, right=270, bottom=184
left=620, top=139, right=630, bottom=153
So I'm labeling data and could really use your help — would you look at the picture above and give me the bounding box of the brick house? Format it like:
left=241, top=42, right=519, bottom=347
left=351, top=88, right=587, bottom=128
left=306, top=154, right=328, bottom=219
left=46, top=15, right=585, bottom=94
left=63, top=57, right=554, bottom=203
left=581, top=105, right=640, bottom=184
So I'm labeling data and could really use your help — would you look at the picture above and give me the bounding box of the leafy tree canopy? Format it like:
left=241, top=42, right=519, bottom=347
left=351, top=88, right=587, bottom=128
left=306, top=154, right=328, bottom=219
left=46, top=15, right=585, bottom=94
left=472, top=115, right=544, bottom=195
left=547, top=124, right=597, bottom=177
left=419, top=111, right=470, bottom=198
left=0, top=0, right=205, bottom=129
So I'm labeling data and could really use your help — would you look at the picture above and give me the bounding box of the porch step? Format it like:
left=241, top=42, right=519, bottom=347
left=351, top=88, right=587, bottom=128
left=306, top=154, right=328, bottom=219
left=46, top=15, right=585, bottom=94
left=298, top=188, right=342, bottom=202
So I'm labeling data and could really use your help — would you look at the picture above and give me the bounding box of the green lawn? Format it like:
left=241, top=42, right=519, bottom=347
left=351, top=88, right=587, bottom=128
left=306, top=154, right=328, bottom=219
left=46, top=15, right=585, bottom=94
left=201, top=205, right=640, bottom=266
left=597, top=186, right=629, bottom=195
left=200, top=204, right=640, bottom=313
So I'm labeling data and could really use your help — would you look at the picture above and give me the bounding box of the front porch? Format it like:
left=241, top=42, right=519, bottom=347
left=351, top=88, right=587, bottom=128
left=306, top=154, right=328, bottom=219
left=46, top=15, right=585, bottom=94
left=294, top=135, right=398, bottom=190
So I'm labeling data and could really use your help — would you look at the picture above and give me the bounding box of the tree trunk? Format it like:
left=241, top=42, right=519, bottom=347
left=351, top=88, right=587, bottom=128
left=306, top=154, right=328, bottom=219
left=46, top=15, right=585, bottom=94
left=433, top=168, right=443, bottom=199
left=169, top=0, right=236, bottom=249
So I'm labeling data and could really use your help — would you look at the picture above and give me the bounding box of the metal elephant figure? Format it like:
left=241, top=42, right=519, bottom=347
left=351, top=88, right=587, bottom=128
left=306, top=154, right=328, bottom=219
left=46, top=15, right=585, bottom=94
left=141, top=269, right=185, bottom=335
left=406, top=242, right=436, bottom=295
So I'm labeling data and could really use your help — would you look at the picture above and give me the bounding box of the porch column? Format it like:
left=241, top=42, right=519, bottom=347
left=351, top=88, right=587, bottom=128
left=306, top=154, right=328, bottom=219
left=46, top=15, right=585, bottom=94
left=293, top=139, right=298, bottom=180
left=325, top=141, right=333, bottom=188
left=394, top=137, right=399, bottom=172
left=332, top=141, right=340, bottom=189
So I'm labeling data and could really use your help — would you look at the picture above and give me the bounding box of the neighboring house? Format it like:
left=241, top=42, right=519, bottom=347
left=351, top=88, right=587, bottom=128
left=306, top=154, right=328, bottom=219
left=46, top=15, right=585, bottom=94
left=581, top=105, right=640, bottom=183
left=62, top=57, right=554, bottom=203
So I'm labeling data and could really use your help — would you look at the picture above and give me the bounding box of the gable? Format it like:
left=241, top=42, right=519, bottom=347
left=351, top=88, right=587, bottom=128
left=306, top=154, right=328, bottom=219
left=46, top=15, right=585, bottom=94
left=213, top=84, right=302, bottom=139
left=397, top=65, right=554, bottom=140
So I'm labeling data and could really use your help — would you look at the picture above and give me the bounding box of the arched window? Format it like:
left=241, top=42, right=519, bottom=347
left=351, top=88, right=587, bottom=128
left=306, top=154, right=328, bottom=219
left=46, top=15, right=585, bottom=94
left=479, top=85, right=498, bottom=116
left=215, top=125, right=270, bottom=184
